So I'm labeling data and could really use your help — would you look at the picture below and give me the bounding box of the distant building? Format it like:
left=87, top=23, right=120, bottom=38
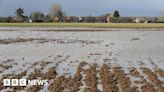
left=78, top=17, right=83, bottom=22
left=134, top=18, right=140, bottom=23
left=133, top=17, right=147, bottom=23
left=67, top=17, right=71, bottom=22
left=13, top=16, right=24, bottom=22
left=54, top=17, right=59, bottom=22
left=106, top=16, right=112, bottom=23
left=29, top=19, right=32, bottom=23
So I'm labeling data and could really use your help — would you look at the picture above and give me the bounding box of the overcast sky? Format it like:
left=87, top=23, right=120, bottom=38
left=0, top=0, right=164, bottom=17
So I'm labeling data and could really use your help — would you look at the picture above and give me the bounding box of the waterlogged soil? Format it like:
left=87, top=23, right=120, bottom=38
left=0, top=30, right=164, bottom=92
left=1, top=62, right=164, bottom=92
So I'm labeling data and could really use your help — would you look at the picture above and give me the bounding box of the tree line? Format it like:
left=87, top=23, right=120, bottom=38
left=0, top=3, right=121, bottom=23
left=15, top=4, right=66, bottom=21
left=1, top=3, right=163, bottom=23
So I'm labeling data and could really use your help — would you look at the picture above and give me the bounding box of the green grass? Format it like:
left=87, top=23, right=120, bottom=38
left=0, top=23, right=164, bottom=28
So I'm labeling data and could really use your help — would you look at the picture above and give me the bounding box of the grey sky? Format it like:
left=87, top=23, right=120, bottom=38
left=0, top=0, right=164, bottom=17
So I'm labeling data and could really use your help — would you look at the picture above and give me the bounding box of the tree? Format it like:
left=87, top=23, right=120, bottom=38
left=49, top=4, right=64, bottom=18
left=45, top=15, right=51, bottom=18
left=15, top=8, right=24, bottom=17
left=30, top=11, right=44, bottom=19
left=113, top=10, right=120, bottom=17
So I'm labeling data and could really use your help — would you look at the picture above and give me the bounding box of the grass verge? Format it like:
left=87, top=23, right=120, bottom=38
left=0, top=23, right=164, bottom=28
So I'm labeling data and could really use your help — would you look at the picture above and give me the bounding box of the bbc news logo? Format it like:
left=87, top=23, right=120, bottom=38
left=3, top=79, right=49, bottom=86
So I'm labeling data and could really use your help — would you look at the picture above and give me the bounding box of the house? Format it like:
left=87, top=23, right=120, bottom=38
left=53, top=17, right=59, bottom=22
left=78, top=17, right=82, bottom=22
left=134, top=18, right=140, bottom=23
left=106, top=16, right=112, bottom=23
left=133, top=17, right=147, bottom=23
left=12, top=16, right=24, bottom=22
left=80, top=16, right=86, bottom=22
left=28, top=19, right=32, bottom=23
left=66, top=17, right=71, bottom=22
left=106, top=13, right=114, bottom=23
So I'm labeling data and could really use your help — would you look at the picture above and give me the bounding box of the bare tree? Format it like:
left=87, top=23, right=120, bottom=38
left=49, top=3, right=63, bottom=18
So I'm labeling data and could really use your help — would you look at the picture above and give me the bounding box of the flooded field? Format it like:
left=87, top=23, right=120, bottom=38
left=0, top=29, right=164, bottom=92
